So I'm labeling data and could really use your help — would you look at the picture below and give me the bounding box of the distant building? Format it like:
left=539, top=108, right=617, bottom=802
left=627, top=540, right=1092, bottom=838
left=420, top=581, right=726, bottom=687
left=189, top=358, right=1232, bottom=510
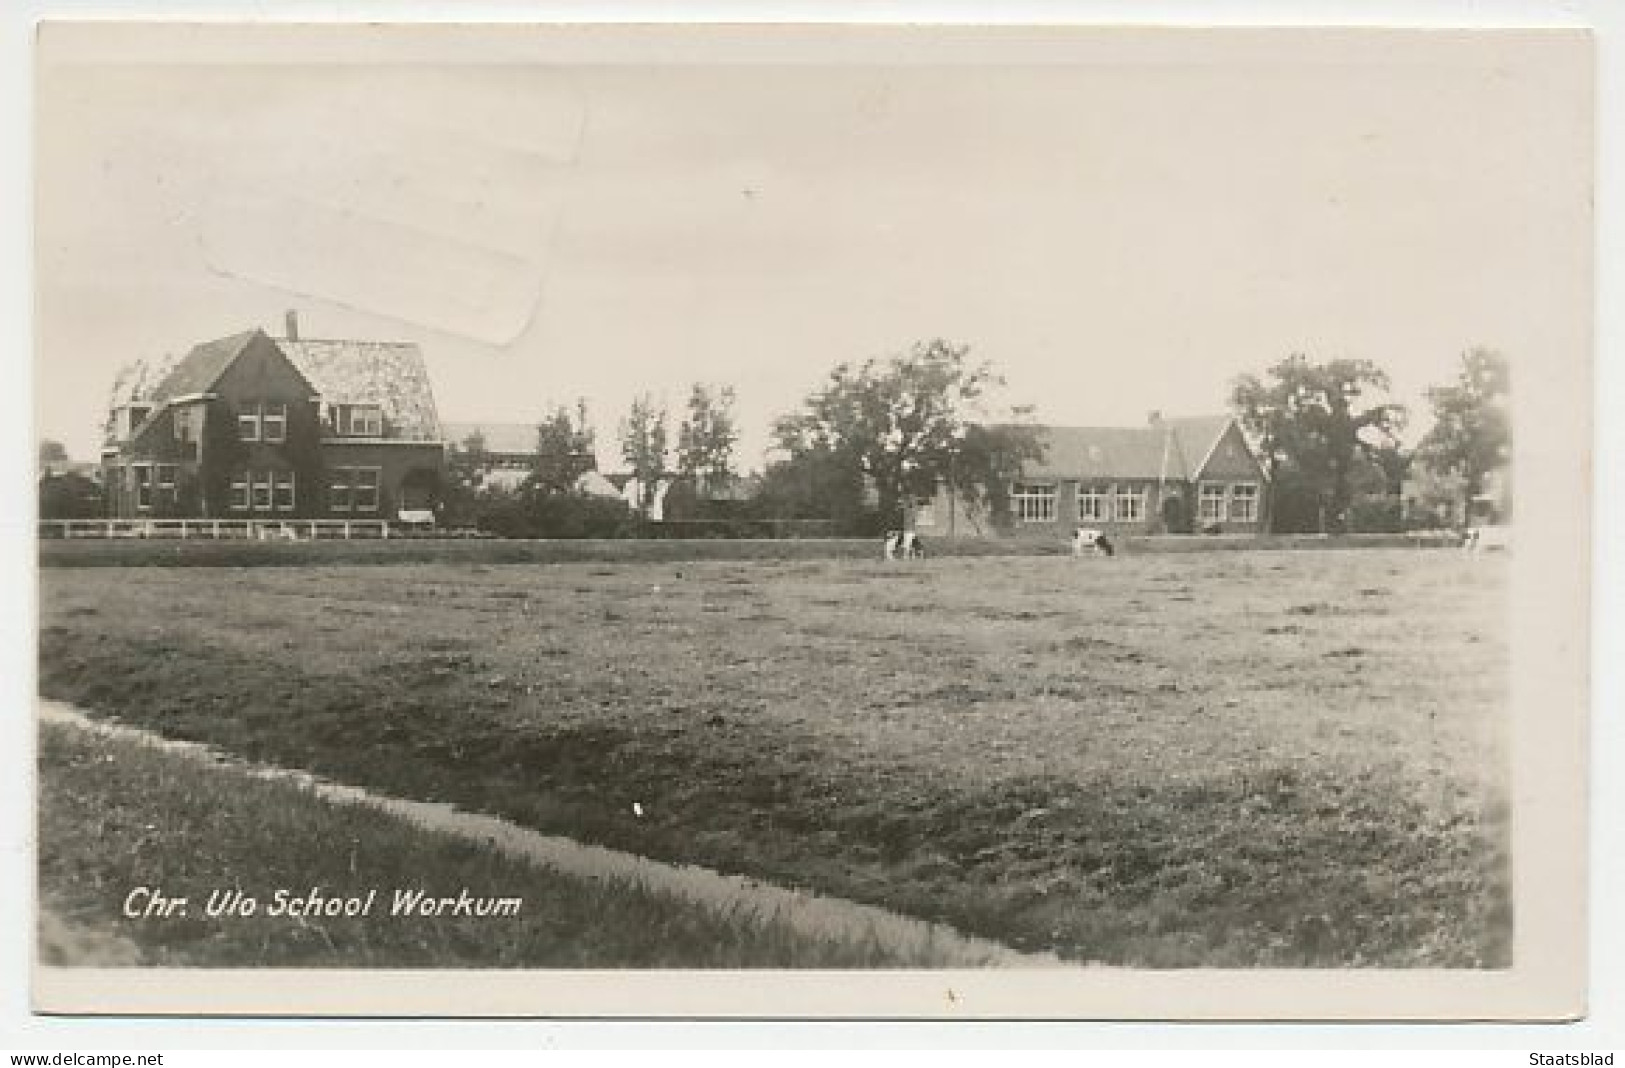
left=441, top=421, right=542, bottom=492
left=1402, top=463, right=1512, bottom=528
left=100, top=312, right=445, bottom=520
left=440, top=420, right=616, bottom=496
left=574, top=470, right=624, bottom=500
left=443, top=419, right=701, bottom=520
left=913, top=414, right=1269, bottom=539
left=615, top=474, right=676, bottom=521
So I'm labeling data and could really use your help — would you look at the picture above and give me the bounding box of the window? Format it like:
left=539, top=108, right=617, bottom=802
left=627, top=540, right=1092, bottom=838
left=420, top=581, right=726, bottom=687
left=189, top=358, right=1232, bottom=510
left=329, top=470, right=352, bottom=512
left=120, top=405, right=151, bottom=440
left=273, top=470, right=297, bottom=511
left=344, top=405, right=383, bottom=437
left=1116, top=485, right=1145, bottom=523
left=172, top=408, right=201, bottom=459
left=132, top=465, right=153, bottom=510
left=1230, top=483, right=1259, bottom=523
left=230, top=468, right=295, bottom=512
left=252, top=471, right=273, bottom=511
left=1199, top=483, right=1227, bottom=524
left=914, top=498, right=936, bottom=528
left=238, top=401, right=292, bottom=443
left=1012, top=483, right=1056, bottom=523
left=1078, top=485, right=1110, bottom=523
left=330, top=467, right=381, bottom=512
left=352, top=468, right=380, bottom=512
left=262, top=403, right=287, bottom=444
left=155, top=465, right=177, bottom=508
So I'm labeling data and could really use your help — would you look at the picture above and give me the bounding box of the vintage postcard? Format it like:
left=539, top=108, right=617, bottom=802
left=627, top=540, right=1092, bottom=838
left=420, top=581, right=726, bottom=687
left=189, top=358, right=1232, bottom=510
left=30, top=21, right=1592, bottom=1019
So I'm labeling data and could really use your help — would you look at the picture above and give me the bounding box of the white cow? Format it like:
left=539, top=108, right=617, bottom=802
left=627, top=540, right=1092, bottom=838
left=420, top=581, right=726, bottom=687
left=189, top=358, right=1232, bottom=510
left=1071, top=527, right=1116, bottom=558
left=883, top=530, right=925, bottom=560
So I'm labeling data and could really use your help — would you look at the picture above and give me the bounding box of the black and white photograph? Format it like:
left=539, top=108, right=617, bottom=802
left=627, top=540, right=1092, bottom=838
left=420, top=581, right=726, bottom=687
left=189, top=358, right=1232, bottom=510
left=25, top=20, right=1593, bottom=1020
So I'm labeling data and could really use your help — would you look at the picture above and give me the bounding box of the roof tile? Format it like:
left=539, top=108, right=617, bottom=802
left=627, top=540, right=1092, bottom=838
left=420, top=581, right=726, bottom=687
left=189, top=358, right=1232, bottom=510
left=106, top=328, right=445, bottom=445
left=1023, top=416, right=1236, bottom=481
left=276, top=338, right=443, bottom=442
left=150, top=330, right=261, bottom=400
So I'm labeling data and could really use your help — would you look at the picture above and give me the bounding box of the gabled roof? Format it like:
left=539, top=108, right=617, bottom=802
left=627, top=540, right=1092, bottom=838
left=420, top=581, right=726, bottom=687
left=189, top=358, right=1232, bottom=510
left=106, top=351, right=180, bottom=410
left=150, top=330, right=264, bottom=400
left=103, top=353, right=178, bottom=443
left=1027, top=426, right=1178, bottom=480
left=276, top=338, right=443, bottom=443
left=105, top=327, right=444, bottom=447
left=1022, top=415, right=1240, bottom=482
left=1160, top=415, right=1236, bottom=480
left=107, top=330, right=293, bottom=447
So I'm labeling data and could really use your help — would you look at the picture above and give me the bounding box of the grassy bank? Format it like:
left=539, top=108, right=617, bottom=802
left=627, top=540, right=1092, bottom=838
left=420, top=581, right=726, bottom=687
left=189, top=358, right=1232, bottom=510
left=38, top=551, right=1511, bottom=966
left=38, top=719, right=997, bottom=968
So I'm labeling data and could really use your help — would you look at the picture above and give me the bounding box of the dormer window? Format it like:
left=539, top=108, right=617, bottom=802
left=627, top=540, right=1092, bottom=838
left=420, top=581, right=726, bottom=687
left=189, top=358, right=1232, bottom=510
left=117, top=404, right=152, bottom=440
left=340, top=405, right=383, bottom=437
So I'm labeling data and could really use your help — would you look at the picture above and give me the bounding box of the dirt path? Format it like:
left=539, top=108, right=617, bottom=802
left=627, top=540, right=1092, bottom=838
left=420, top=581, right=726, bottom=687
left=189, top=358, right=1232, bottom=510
left=38, top=700, right=1062, bottom=968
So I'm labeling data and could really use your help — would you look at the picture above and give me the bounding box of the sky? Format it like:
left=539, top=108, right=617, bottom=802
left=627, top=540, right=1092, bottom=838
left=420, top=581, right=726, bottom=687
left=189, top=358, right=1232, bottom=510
left=33, top=24, right=1592, bottom=472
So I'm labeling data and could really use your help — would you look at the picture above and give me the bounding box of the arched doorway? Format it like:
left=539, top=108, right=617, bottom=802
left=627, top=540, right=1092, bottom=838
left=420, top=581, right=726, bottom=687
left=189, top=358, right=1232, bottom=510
left=1161, top=492, right=1191, bottom=535
left=398, top=467, right=441, bottom=513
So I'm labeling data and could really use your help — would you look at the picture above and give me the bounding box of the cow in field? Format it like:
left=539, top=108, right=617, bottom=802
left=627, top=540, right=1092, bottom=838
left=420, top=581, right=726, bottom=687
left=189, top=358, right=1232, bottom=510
left=883, top=530, right=926, bottom=560
left=1462, top=525, right=1511, bottom=554
left=1072, top=527, right=1115, bottom=557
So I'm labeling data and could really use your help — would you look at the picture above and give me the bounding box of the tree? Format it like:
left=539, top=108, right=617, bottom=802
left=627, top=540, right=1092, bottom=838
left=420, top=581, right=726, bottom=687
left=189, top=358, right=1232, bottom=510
left=440, top=430, right=491, bottom=528
left=1230, top=355, right=1407, bottom=534
left=771, top=339, right=1044, bottom=529
left=944, top=420, right=1051, bottom=533
left=754, top=448, right=873, bottom=533
left=442, top=418, right=637, bottom=538
left=38, top=440, right=69, bottom=469
left=676, top=384, right=739, bottom=496
left=39, top=471, right=102, bottom=520
left=534, top=400, right=597, bottom=495
left=618, top=394, right=669, bottom=512
left=1416, top=349, right=1511, bottom=524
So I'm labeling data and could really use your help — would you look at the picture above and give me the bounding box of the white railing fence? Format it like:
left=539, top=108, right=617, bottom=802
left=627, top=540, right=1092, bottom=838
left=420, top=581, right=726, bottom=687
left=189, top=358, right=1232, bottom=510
left=37, top=518, right=429, bottom=541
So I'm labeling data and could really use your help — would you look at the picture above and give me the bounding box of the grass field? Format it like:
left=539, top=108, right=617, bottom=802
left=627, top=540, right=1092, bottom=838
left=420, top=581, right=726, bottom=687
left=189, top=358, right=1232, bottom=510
left=37, top=549, right=1511, bottom=967
left=37, top=719, right=1004, bottom=968
left=37, top=531, right=1455, bottom=569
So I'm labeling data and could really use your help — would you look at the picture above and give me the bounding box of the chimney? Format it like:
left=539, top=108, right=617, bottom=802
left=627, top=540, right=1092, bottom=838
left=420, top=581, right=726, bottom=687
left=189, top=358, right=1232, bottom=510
left=284, top=310, right=299, bottom=341
left=1147, top=410, right=1163, bottom=425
